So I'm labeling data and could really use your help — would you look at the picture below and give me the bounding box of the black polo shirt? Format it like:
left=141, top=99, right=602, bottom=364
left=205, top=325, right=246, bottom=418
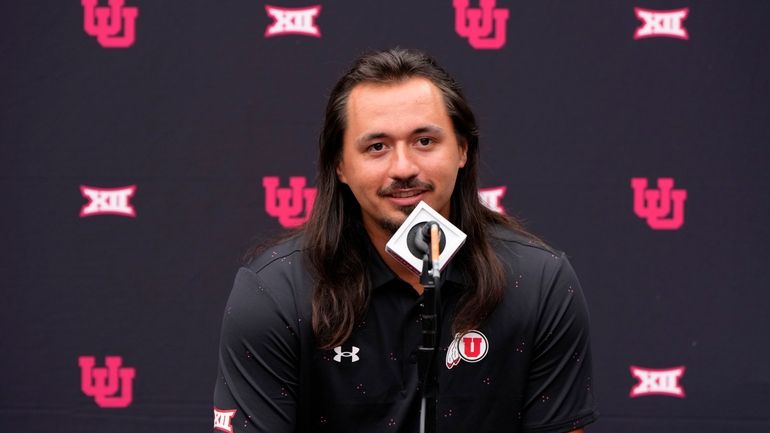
left=213, top=226, right=598, bottom=432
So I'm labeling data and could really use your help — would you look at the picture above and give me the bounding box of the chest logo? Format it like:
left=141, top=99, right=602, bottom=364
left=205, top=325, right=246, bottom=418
left=446, top=330, right=489, bottom=369
left=333, top=346, right=360, bottom=363
left=213, top=407, right=237, bottom=433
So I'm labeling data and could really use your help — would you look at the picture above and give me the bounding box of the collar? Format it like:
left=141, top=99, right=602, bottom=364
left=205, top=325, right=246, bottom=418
left=365, top=236, right=470, bottom=290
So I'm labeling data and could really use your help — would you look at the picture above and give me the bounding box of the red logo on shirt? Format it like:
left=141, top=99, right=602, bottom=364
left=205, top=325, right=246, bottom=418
left=446, top=330, right=489, bottom=369
left=214, top=407, right=237, bottom=432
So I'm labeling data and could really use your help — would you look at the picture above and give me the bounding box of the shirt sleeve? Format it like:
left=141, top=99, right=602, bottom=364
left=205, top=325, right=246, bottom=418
left=521, top=253, right=598, bottom=433
left=213, top=267, right=300, bottom=433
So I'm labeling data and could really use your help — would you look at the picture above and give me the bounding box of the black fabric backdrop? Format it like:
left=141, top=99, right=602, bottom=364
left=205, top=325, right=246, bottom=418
left=2, top=0, right=768, bottom=432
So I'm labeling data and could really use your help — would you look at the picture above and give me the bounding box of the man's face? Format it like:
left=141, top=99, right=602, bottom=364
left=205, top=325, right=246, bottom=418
left=336, top=77, right=468, bottom=237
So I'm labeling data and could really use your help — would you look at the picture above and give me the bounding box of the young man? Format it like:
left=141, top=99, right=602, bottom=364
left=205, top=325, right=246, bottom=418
left=213, top=48, right=598, bottom=432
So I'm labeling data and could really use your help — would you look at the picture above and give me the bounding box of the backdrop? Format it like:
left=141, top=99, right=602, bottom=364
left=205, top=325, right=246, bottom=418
left=2, top=0, right=768, bottom=432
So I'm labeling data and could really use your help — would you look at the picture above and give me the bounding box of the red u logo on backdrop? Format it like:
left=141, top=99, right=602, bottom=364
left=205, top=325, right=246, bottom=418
left=453, top=0, right=509, bottom=50
left=631, top=177, right=687, bottom=230
left=82, top=0, right=139, bottom=48
left=79, top=356, right=136, bottom=408
left=78, top=356, right=136, bottom=408
left=263, top=176, right=317, bottom=228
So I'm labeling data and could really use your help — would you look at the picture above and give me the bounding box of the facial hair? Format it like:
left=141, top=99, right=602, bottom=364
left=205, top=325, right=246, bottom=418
left=375, top=177, right=433, bottom=234
left=376, top=204, right=417, bottom=235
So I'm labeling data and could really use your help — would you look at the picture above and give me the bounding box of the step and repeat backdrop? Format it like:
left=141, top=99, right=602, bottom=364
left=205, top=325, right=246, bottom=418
left=2, top=1, right=768, bottom=432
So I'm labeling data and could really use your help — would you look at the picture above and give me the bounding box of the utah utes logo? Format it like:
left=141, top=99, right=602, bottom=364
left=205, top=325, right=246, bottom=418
left=263, top=176, right=317, bottom=228
left=78, top=356, right=136, bottom=408
left=453, top=0, right=510, bottom=50
left=631, top=177, right=687, bottom=230
left=81, top=0, right=139, bottom=48
left=446, top=330, right=489, bottom=369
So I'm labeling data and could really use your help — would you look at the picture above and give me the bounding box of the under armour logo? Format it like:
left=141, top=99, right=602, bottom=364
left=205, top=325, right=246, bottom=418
left=634, top=7, right=689, bottom=40
left=78, top=355, right=136, bottom=408
left=82, top=0, right=139, bottom=48
left=213, top=407, right=237, bottom=433
left=333, top=346, right=360, bottom=363
left=263, top=176, right=317, bottom=228
left=265, top=5, right=322, bottom=38
left=80, top=185, right=137, bottom=217
left=631, top=177, right=687, bottom=230
left=453, top=0, right=510, bottom=50
left=630, top=365, right=686, bottom=398
left=478, top=186, right=506, bottom=214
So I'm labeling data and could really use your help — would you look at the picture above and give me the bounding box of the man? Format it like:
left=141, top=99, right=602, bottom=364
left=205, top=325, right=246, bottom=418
left=213, top=48, right=598, bottom=433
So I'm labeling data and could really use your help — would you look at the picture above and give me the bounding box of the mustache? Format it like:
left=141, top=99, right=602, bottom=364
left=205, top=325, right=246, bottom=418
left=378, top=178, right=434, bottom=196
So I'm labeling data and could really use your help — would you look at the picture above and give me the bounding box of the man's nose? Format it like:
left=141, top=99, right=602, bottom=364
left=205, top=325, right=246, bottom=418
left=388, top=144, right=420, bottom=180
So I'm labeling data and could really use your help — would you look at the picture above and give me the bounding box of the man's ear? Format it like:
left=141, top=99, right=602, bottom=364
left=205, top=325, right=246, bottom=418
left=336, top=162, right=348, bottom=184
left=458, top=139, right=468, bottom=168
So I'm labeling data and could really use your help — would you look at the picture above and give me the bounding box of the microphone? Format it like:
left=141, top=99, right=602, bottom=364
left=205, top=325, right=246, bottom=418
left=385, top=201, right=467, bottom=276
left=385, top=202, right=464, bottom=433
left=407, top=221, right=446, bottom=261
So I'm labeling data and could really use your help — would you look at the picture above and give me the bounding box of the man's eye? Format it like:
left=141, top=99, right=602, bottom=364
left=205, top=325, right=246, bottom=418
left=368, top=143, right=385, bottom=152
left=417, top=137, right=433, bottom=146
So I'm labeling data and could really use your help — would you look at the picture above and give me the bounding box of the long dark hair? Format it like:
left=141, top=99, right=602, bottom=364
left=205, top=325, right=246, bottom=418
left=304, top=48, right=527, bottom=349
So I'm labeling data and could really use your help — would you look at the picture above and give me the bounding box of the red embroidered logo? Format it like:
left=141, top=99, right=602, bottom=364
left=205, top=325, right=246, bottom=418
left=453, top=0, right=510, bottom=50
left=630, top=365, right=686, bottom=398
left=81, top=0, right=139, bottom=48
left=79, top=356, right=136, bottom=408
left=265, top=5, right=321, bottom=37
left=213, top=407, right=237, bottom=433
left=631, top=177, right=687, bottom=230
left=446, top=330, right=489, bottom=369
left=634, top=7, right=689, bottom=40
left=80, top=185, right=137, bottom=217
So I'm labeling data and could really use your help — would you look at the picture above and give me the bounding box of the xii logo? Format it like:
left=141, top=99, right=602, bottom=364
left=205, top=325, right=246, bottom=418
left=631, top=177, right=687, bottom=230
left=79, top=356, right=136, bottom=408
left=81, top=0, right=139, bottom=48
left=213, top=408, right=237, bottom=433
left=263, top=176, right=317, bottom=228
left=478, top=186, right=506, bottom=214
left=630, top=365, right=686, bottom=398
left=453, top=0, right=510, bottom=50
left=634, top=7, right=689, bottom=40
left=80, top=185, right=137, bottom=217
left=265, top=5, right=322, bottom=37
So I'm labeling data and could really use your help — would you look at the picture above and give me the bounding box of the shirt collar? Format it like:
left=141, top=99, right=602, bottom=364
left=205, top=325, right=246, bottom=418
left=365, top=236, right=470, bottom=290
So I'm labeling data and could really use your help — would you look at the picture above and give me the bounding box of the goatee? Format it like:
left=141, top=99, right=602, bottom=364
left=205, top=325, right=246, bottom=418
left=377, top=204, right=417, bottom=235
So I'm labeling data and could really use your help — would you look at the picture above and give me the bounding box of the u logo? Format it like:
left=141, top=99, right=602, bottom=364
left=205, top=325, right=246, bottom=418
left=79, top=355, right=136, bottom=408
left=82, top=0, right=139, bottom=48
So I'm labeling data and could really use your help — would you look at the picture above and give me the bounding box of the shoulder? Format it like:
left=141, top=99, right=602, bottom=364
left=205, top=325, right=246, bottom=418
left=225, top=234, right=313, bottom=328
left=486, top=224, right=582, bottom=305
left=487, top=224, right=567, bottom=270
left=244, top=233, right=306, bottom=275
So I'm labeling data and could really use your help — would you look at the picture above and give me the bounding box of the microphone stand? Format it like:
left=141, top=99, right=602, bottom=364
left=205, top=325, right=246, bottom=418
left=418, top=224, right=441, bottom=433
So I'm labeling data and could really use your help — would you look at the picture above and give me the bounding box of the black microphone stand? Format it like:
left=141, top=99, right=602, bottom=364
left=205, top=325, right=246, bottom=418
left=417, top=224, right=441, bottom=433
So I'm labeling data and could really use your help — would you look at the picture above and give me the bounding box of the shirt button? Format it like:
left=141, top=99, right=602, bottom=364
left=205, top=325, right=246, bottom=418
left=408, top=352, right=417, bottom=363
